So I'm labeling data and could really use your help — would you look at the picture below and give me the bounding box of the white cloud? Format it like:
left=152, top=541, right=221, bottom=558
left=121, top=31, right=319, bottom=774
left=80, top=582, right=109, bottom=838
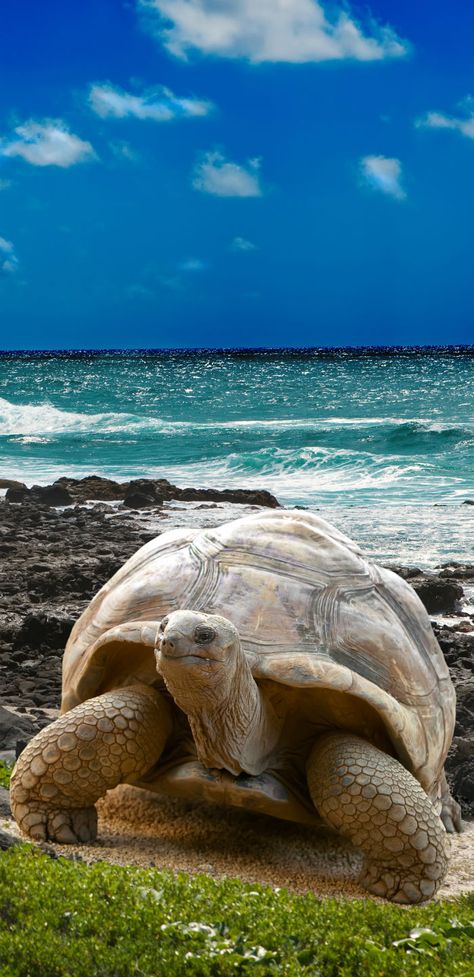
left=0, top=236, right=18, bottom=274
left=139, top=0, right=409, bottom=63
left=193, top=151, right=262, bottom=197
left=0, top=120, right=95, bottom=168
left=360, top=155, right=406, bottom=200
left=109, top=140, right=141, bottom=162
left=231, top=236, right=256, bottom=251
left=178, top=257, right=208, bottom=271
left=415, top=98, right=474, bottom=140
left=89, top=82, right=213, bottom=120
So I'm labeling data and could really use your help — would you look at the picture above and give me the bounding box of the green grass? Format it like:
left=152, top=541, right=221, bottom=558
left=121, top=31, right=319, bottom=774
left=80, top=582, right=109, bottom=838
left=0, top=846, right=473, bottom=977
left=0, top=761, right=13, bottom=789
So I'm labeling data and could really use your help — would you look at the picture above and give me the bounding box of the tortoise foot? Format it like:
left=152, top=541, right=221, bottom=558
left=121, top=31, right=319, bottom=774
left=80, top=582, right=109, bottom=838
left=307, top=732, right=448, bottom=904
left=15, top=803, right=98, bottom=844
left=360, top=862, right=440, bottom=904
left=440, top=789, right=463, bottom=834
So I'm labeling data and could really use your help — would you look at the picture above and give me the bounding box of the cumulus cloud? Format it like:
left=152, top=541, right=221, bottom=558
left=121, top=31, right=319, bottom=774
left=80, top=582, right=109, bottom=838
left=193, top=151, right=262, bottom=197
left=415, top=98, right=474, bottom=140
left=360, top=155, right=406, bottom=200
left=139, top=0, right=409, bottom=64
left=0, top=236, right=18, bottom=274
left=0, top=120, right=95, bottom=167
left=89, top=82, right=213, bottom=120
left=231, top=236, right=256, bottom=251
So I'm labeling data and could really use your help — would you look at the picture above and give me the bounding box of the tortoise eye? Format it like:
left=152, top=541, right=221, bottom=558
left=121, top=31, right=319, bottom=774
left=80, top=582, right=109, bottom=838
left=194, top=626, right=216, bottom=644
left=160, top=617, right=169, bottom=632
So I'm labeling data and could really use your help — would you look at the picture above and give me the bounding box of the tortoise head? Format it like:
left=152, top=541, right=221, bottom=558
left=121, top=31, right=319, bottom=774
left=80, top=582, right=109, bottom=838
left=155, top=610, right=243, bottom=714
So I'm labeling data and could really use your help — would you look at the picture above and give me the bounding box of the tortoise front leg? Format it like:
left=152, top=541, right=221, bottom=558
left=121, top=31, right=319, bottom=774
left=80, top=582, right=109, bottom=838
left=306, top=732, right=448, bottom=904
left=10, top=685, right=172, bottom=844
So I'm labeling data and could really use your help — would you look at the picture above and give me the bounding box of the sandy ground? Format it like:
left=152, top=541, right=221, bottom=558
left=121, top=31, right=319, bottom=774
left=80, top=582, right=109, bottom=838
left=3, top=785, right=473, bottom=903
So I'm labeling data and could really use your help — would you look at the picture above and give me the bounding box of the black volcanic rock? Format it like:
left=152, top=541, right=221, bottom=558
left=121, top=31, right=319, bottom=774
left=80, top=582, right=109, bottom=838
left=13, top=611, right=76, bottom=652
left=6, top=483, right=73, bottom=505
left=0, top=704, right=37, bottom=751
left=123, top=478, right=281, bottom=510
left=177, top=486, right=280, bottom=507
left=386, top=565, right=464, bottom=614
left=6, top=474, right=280, bottom=511
left=0, top=479, right=27, bottom=492
left=55, top=476, right=129, bottom=503
left=0, top=787, right=11, bottom=818
left=412, top=578, right=464, bottom=614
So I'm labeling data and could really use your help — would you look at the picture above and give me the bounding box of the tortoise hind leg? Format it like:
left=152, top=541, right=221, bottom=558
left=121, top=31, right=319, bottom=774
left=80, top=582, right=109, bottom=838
left=306, top=732, right=448, bottom=904
left=10, top=685, right=172, bottom=844
left=438, top=769, right=463, bottom=833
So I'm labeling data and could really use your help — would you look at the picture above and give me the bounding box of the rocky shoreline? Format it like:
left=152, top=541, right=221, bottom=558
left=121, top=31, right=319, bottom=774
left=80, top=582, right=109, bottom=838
left=1, top=476, right=473, bottom=819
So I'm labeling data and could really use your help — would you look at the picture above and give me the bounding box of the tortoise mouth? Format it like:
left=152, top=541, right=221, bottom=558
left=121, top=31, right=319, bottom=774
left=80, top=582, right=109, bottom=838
left=159, top=651, right=225, bottom=666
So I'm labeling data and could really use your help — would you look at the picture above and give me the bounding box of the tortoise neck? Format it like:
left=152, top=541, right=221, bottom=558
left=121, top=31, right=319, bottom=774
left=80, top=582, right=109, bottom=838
left=187, top=655, right=281, bottom=777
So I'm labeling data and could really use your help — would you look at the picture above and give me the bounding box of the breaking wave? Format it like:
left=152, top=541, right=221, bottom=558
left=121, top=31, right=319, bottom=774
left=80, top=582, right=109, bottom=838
left=1, top=397, right=473, bottom=443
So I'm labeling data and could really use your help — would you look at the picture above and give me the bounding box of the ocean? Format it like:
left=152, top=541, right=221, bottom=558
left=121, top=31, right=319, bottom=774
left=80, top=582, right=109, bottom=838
left=1, top=347, right=473, bottom=568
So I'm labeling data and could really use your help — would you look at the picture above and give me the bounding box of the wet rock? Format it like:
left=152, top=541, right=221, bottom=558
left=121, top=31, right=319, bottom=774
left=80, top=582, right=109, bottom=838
left=177, top=486, right=280, bottom=508
left=123, top=478, right=280, bottom=510
left=6, top=474, right=280, bottom=510
left=385, top=565, right=422, bottom=580
left=4, top=486, right=30, bottom=503
left=0, top=829, right=20, bottom=851
left=0, top=705, right=36, bottom=751
left=54, top=475, right=128, bottom=503
left=413, top=577, right=464, bottom=614
left=123, top=479, right=163, bottom=508
left=438, top=566, right=474, bottom=581
left=0, top=479, right=27, bottom=492
left=13, top=612, right=76, bottom=651
left=446, top=734, right=474, bottom=812
left=386, top=565, right=464, bottom=613
left=6, top=484, right=73, bottom=506
left=0, top=787, right=11, bottom=818
left=432, top=628, right=474, bottom=671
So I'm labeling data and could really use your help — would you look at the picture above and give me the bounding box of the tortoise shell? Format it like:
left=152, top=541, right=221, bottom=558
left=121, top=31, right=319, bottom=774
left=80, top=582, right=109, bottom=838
left=62, top=510, right=455, bottom=802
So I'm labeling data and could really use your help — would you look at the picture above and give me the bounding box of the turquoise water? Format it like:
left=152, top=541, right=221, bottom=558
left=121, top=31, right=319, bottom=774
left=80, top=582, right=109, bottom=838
left=1, top=349, right=473, bottom=566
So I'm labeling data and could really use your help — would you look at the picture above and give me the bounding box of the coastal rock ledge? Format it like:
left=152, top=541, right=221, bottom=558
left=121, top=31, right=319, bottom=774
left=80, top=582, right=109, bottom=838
left=4, top=475, right=280, bottom=510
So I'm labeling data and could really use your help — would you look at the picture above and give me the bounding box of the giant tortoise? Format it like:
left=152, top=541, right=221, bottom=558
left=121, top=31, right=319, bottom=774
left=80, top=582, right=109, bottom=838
left=11, top=510, right=461, bottom=903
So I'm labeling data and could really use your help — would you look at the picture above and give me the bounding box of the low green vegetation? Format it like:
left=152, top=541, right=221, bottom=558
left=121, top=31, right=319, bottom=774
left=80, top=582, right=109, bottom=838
left=0, top=846, right=473, bottom=977
left=0, top=761, right=13, bottom=789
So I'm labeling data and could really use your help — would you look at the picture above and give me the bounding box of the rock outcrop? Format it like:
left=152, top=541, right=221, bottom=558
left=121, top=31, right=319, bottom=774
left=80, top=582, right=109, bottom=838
left=5, top=475, right=280, bottom=510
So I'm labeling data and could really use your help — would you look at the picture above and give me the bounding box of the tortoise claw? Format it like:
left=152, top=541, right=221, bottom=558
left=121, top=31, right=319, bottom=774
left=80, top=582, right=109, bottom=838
left=18, top=804, right=98, bottom=844
left=440, top=794, right=463, bottom=834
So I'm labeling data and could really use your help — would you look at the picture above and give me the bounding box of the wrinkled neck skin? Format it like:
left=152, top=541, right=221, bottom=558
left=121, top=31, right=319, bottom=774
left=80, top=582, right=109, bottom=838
left=165, top=650, right=282, bottom=777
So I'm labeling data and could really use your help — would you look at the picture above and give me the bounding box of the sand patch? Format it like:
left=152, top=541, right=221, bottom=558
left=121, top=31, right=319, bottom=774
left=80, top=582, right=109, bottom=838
left=4, top=785, right=473, bottom=903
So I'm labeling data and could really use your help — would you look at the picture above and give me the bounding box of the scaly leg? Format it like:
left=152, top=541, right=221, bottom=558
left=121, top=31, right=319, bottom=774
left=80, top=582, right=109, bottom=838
left=306, top=732, right=448, bottom=904
left=438, top=769, right=463, bottom=833
left=10, top=685, right=172, bottom=844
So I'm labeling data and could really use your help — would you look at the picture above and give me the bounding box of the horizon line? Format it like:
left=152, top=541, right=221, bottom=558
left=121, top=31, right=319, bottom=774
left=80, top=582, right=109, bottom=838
left=1, top=343, right=474, bottom=357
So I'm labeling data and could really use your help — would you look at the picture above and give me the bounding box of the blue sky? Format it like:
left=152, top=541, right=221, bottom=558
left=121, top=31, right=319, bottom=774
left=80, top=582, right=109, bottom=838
left=0, top=0, right=473, bottom=349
